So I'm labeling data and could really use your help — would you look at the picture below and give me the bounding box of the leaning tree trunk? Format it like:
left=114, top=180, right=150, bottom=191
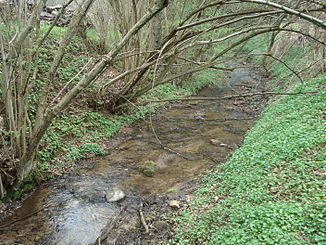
left=12, top=0, right=169, bottom=189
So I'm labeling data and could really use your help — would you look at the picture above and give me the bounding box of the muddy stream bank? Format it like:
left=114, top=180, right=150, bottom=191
left=0, top=67, right=268, bottom=244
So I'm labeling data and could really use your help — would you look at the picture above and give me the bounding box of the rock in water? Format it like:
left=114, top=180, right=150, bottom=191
left=210, top=139, right=233, bottom=149
left=105, top=190, right=125, bottom=202
left=167, top=200, right=181, bottom=209
left=210, top=139, right=223, bottom=146
left=138, top=160, right=158, bottom=177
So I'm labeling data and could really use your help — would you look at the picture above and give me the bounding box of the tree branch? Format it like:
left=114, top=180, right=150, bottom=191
left=15, top=0, right=170, bottom=184
left=251, top=52, right=304, bottom=83
left=136, top=91, right=319, bottom=106
left=241, top=0, right=326, bottom=28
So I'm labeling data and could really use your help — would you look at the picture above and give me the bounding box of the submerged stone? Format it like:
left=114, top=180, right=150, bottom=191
left=138, top=160, right=158, bottom=177
left=210, top=139, right=231, bottom=148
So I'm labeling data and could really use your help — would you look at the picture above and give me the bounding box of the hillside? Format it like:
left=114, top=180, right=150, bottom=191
left=169, top=31, right=326, bottom=244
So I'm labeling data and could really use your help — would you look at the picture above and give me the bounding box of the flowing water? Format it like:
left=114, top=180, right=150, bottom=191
left=0, top=68, right=266, bottom=244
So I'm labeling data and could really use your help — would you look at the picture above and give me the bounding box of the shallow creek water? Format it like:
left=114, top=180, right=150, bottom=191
left=0, top=68, right=265, bottom=244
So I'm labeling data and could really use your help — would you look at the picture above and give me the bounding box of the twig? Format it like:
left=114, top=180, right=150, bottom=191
left=0, top=174, right=5, bottom=199
left=50, top=57, right=93, bottom=105
left=0, top=207, right=45, bottom=230
left=162, top=146, right=192, bottom=160
left=149, top=115, right=192, bottom=160
left=139, top=203, right=149, bottom=234
left=177, top=56, right=235, bottom=71
left=298, top=58, right=325, bottom=75
left=204, top=117, right=257, bottom=122
left=0, top=168, right=14, bottom=179
left=251, top=52, right=304, bottom=84
left=147, top=41, right=192, bottom=161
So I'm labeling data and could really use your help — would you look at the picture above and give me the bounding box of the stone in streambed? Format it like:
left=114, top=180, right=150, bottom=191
left=138, top=160, right=158, bottom=177
left=210, top=139, right=233, bottom=149
left=105, top=190, right=125, bottom=202
left=167, top=200, right=181, bottom=209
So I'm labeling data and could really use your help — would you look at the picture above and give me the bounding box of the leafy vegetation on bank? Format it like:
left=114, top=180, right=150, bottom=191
left=170, top=74, right=325, bottom=244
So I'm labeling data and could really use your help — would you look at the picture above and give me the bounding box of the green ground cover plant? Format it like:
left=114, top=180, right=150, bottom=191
left=170, top=76, right=326, bottom=244
left=243, top=32, right=317, bottom=91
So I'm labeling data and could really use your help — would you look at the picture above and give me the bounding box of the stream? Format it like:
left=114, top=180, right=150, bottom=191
left=0, top=67, right=267, bottom=245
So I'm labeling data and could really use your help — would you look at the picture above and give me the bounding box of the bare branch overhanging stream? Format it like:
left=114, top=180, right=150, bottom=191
left=120, top=91, right=319, bottom=108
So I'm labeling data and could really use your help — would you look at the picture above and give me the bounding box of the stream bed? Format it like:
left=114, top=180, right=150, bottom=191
left=0, top=67, right=267, bottom=245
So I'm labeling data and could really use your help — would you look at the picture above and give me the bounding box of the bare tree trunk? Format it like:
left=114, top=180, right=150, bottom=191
left=153, top=12, right=162, bottom=49
left=13, top=0, right=169, bottom=187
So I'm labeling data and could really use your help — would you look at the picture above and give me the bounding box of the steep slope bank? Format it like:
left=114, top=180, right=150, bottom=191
left=169, top=29, right=325, bottom=244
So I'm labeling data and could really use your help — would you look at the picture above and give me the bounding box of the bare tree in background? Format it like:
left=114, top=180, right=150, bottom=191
left=86, top=0, right=168, bottom=106
left=85, top=0, right=111, bottom=52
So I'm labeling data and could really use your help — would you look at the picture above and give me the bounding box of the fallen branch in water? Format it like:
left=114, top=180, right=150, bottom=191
left=132, top=90, right=319, bottom=106
left=149, top=107, right=193, bottom=161
left=0, top=207, right=45, bottom=230
left=95, top=205, right=127, bottom=244
left=161, top=145, right=193, bottom=160
left=204, top=116, right=258, bottom=122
